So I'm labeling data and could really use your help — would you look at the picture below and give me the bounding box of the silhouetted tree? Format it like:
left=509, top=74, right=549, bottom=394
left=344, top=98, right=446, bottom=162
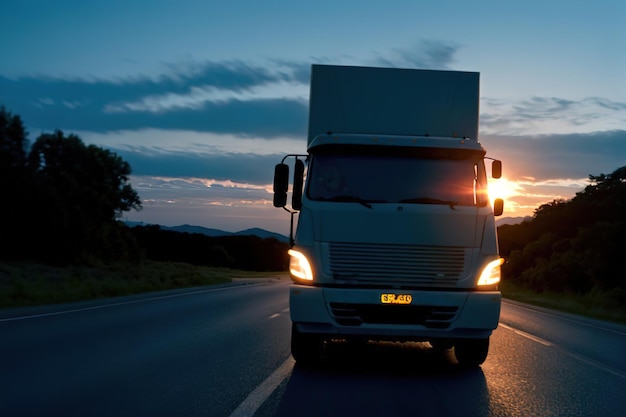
left=129, top=226, right=289, bottom=271
left=26, top=130, right=142, bottom=262
left=499, top=166, right=626, bottom=295
left=0, top=106, right=28, bottom=171
left=0, top=107, right=31, bottom=257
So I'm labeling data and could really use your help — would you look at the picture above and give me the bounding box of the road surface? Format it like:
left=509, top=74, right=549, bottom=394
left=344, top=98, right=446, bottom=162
left=1, top=278, right=625, bottom=416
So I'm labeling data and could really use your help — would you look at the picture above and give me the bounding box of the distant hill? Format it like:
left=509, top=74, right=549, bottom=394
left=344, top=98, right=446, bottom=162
left=123, top=221, right=289, bottom=243
left=496, top=216, right=532, bottom=226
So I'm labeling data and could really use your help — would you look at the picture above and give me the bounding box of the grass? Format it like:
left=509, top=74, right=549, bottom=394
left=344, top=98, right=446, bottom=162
left=501, top=280, right=626, bottom=325
left=2, top=261, right=624, bottom=326
left=0, top=261, right=286, bottom=309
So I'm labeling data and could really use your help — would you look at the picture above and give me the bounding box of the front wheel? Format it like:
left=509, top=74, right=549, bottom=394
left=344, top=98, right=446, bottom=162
left=454, top=338, right=490, bottom=367
left=291, top=324, right=322, bottom=366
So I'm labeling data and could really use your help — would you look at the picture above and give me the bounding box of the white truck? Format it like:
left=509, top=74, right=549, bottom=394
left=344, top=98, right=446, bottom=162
left=273, top=64, right=504, bottom=367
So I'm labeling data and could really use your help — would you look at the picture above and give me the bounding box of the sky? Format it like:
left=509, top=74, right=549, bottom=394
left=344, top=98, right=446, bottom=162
left=2, top=0, right=625, bottom=235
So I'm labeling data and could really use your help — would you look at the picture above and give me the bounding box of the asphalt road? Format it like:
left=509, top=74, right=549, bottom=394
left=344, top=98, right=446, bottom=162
left=1, top=278, right=625, bottom=417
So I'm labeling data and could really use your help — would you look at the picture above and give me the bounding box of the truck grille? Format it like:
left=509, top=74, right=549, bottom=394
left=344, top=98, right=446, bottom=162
left=329, top=302, right=458, bottom=328
left=328, top=242, right=466, bottom=287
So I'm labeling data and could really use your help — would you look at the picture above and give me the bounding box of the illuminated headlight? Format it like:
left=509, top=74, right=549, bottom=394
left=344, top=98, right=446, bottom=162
left=477, top=258, right=504, bottom=287
left=288, top=249, right=314, bottom=282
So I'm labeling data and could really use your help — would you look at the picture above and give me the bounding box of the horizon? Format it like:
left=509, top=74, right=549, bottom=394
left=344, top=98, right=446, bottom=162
left=123, top=214, right=532, bottom=238
left=2, top=1, right=624, bottom=236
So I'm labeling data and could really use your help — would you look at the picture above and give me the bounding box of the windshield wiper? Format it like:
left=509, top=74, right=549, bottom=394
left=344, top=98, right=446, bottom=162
left=398, top=197, right=458, bottom=210
left=319, top=195, right=386, bottom=209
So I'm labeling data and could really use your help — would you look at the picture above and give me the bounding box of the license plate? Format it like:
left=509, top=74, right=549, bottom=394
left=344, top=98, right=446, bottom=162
left=380, top=293, right=413, bottom=305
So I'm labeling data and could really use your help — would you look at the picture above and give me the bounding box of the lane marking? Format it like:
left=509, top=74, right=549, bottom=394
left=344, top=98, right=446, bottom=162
left=502, top=299, right=626, bottom=336
left=499, top=322, right=626, bottom=379
left=0, top=283, right=269, bottom=322
left=229, top=356, right=295, bottom=417
left=268, top=313, right=281, bottom=319
left=499, top=323, right=552, bottom=346
left=550, top=346, right=626, bottom=380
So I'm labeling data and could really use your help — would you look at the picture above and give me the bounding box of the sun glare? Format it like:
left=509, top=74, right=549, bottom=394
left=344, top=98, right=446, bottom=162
left=488, top=177, right=522, bottom=208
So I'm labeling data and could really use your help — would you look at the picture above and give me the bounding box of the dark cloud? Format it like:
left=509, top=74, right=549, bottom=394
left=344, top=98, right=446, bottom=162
left=374, top=40, right=460, bottom=69
left=110, top=129, right=625, bottom=186
left=588, top=97, right=626, bottom=111
left=113, top=146, right=281, bottom=184
left=480, top=96, right=626, bottom=133
left=481, top=130, right=626, bottom=180
left=514, top=96, right=577, bottom=114
left=0, top=61, right=308, bottom=136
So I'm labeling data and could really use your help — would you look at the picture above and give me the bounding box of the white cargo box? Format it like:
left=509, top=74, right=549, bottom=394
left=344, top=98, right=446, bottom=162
left=307, top=65, right=479, bottom=146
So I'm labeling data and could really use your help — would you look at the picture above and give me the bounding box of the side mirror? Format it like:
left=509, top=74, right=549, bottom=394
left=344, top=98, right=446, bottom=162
left=292, top=159, right=305, bottom=210
left=273, top=164, right=289, bottom=208
left=492, top=160, right=502, bottom=179
left=493, top=198, right=504, bottom=216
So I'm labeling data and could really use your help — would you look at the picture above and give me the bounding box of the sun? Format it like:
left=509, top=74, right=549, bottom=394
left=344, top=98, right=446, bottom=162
left=488, top=177, right=521, bottom=207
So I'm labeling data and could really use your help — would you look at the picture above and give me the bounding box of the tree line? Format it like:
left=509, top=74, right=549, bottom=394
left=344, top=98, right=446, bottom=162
left=5, top=104, right=625, bottom=284
left=498, top=165, right=626, bottom=301
left=129, top=226, right=289, bottom=271
left=0, top=106, right=288, bottom=270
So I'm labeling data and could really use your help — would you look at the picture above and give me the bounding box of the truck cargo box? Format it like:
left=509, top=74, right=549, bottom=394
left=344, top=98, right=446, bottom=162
left=307, top=65, right=479, bottom=145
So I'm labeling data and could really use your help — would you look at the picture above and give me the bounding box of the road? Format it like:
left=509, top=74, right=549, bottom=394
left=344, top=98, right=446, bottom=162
left=1, top=278, right=625, bottom=416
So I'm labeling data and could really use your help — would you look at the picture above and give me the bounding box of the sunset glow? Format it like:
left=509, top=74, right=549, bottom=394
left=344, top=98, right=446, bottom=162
left=488, top=177, right=523, bottom=208
left=3, top=2, right=623, bottom=234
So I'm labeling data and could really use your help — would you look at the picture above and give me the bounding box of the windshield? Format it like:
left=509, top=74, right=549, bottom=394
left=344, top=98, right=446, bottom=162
left=307, top=147, right=488, bottom=207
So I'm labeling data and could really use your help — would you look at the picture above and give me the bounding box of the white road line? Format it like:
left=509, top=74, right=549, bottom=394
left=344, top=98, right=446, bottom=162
left=229, top=356, right=295, bottom=417
left=550, top=346, right=626, bottom=380
left=268, top=313, right=281, bottom=319
left=498, top=322, right=626, bottom=379
left=0, top=284, right=260, bottom=322
left=502, top=299, right=626, bottom=336
left=499, top=323, right=552, bottom=346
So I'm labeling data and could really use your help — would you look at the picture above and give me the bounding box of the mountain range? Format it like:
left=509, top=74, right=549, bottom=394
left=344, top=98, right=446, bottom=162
left=123, top=221, right=290, bottom=243
left=496, top=216, right=532, bottom=226
left=124, top=215, right=527, bottom=243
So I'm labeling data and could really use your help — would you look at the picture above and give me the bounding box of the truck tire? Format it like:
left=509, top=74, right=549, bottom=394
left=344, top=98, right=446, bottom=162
left=291, top=324, right=322, bottom=366
left=454, top=338, right=489, bottom=367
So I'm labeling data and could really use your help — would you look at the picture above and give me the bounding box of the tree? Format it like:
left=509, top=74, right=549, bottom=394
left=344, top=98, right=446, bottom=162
left=0, top=107, right=31, bottom=257
left=499, top=166, right=626, bottom=294
left=26, top=130, right=142, bottom=262
left=0, top=106, right=28, bottom=171
left=1, top=107, right=143, bottom=263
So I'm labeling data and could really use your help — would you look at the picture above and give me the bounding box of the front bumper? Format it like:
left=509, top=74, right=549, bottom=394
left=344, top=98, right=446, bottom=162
left=290, top=284, right=501, bottom=340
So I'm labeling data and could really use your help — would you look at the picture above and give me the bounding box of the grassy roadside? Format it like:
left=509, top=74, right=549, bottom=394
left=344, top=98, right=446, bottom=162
left=501, top=280, right=626, bottom=325
left=0, top=261, right=286, bottom=309
left=2, top=261, right=625, bottom=326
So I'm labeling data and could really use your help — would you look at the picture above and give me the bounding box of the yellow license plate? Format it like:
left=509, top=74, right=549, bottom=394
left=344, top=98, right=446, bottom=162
left=380, top=294, right=413, bottom=305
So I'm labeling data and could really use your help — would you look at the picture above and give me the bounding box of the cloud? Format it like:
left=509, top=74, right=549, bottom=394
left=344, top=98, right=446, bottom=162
left=481, top=96, right=626, bottom=135
left=3, top=49, right=625, bottom=206
left=0, top=60, right=310, bottom=136
left=1, top=43, right=465, bottom=137
left=373, top=40, right=460, bottom=69
left=104, top=80, right=309, bottom=114
left=122, top=174, right=288, bottom=233
left=75, top=128, right=305, bottom=184
left=481, top=130, right=626, bottom=181
left=111, top=147, right=282, bottom=184
left=4, top=44, right=622, bottom=140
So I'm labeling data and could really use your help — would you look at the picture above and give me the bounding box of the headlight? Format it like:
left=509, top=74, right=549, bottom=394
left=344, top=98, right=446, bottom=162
left=477, top=258, right=504, bottom=287
left=288, top=249, right=314, bottom=282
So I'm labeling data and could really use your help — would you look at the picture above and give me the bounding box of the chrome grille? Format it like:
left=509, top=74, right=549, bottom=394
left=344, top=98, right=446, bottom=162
left=328, top=242, right=466, bottom=286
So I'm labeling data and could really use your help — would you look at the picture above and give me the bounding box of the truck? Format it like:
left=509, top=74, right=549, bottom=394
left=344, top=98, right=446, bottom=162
left=273, top=64, right=504, bottom=367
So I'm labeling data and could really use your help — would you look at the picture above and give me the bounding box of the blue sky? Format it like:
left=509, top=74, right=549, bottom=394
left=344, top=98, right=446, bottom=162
left=2, top=0, right=625, bottom=234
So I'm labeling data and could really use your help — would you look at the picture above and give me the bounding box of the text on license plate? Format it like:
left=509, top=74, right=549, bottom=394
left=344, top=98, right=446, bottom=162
left=380, top=294, right=413, bottom=304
